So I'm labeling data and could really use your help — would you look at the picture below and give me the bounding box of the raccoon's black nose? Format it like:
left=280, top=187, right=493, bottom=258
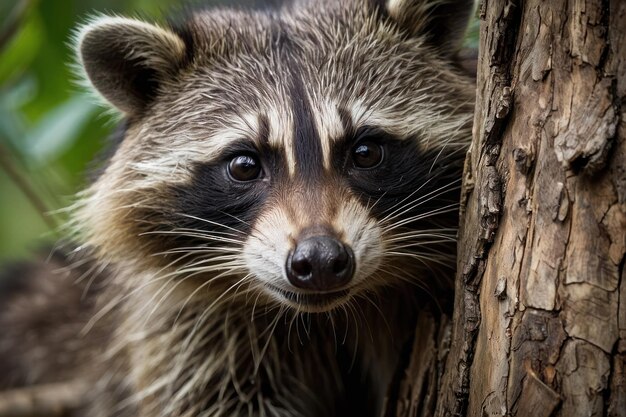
left=286, top=236, right=355, bottom=291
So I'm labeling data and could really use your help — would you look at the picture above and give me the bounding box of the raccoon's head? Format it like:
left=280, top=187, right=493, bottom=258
left=74, top=0, right=475, bottom=313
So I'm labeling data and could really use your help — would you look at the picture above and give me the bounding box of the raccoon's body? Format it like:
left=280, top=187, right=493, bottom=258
left=0, top=0, right=475, bottom=416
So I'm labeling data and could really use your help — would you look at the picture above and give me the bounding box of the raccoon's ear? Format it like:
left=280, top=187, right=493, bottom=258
left=383, top=0, right=475, bottom=56
left=76, top=16, right=187, bottom=115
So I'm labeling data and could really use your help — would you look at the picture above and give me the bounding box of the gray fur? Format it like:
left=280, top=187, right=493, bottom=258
left=1, top=0, right=475, bottom=416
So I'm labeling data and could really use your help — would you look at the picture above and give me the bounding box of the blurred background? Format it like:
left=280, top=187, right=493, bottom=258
left=0, top=0, right=478, bottom=265
left=0, top=0, right=183, bottom=264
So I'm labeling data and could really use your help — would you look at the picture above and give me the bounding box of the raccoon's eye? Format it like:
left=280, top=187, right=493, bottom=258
left=352, top=140, right=384, bottom=169
left=228, top=154, right=262, bottom=181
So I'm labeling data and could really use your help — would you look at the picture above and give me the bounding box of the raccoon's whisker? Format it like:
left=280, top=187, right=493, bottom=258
left=152, top=246, right=242, bottom=257
left=385, top=207, right=458, bottom=230
left=376, top=264, right=438, bottom=295
left=167, top=259, right=247, bottom=284
left=286, top=310, right=300, bottom=352
left=365, top=190, right=389, bottom=212
left=141, top=230, right=245, bottom=245
left=220, top=211, right=278, bottom=249
left=249, top=282, right=279, bottom=322
left=80, top=260, right=110, bottom=299
left=337, top=304, right=349, bottom=350
left=169, top=274, right=255, bottom=392
left=217, top=210, right=251, bottom=227
left=141, top=227, right=241, bottom=242
left=162, top=244, right=243, bottom=256
left=166, top=226, right=242, bottom=238
left=384, top=232, right=456, bottom=243
left=147, top=259, right=244, bottom=290
left=326, top=311, right=338, bottom=352
left=81, top=249, right=206, bottom=336
left=171, top=257, right=247, bottom=274
left=386, top=251, right=455, bottom=269
left=143, top=277, right=205, bottom=326
left=386, top=239, right=457, bottom=251
left=300, top=312, right=312, bottom=339
left=252, top=304, right=285, bottom=374
left=428, top=145, right=450, bottom=175
left=376, top=265, right=445, bottom=313
left=256, top=303, right=285, bottom=338
left=384, top=236, right=457, bottom=247
left=375, top=263, right=427, bottom=284
left=388, top=250, right=456, bottom=267
left=52, top=255, right=95, bottom=277
left=379, top=176, right=437, bottom=219
left=427, top=139, right=464, bottom=175
left=180, top=273, right=253, bottom=352
left=383, top=213, right=458, bottom=237
left=352, top=294, right=376, bottom=345
left=140, top=260, right=247, bottom=324
left=169, top=226, right=243, bottom=239
left=354, top=288, right=393, bottom=341
left=381, top=180, right=461, bottom=224
left=390, top=226, right=458, bottom=235
left=345, top=301, right=362, bottom=371
left=64, top=257, right=99, bottom=285
left=380, top=187, right=459, bottom=228
left=295, top=310, right=307, bottom=346
left=172, top=267, right=249, bottom=326
left=382, top=204, right=459, bottom=232
left=340, top=304, right=351, bottom=345
left=389, top=244, right=457, bottom=259
left=390, top=248, right=456, bottom=260
left=82, top=293, right=124, bottom=340
left=173, top=212, right=247, bottom=235
left=222, top=281, right=255, bottom=325
left=345, top=300, right=360, bottom=343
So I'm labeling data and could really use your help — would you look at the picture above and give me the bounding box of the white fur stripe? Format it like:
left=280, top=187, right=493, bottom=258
left=312, top=100, right=345, bottom=170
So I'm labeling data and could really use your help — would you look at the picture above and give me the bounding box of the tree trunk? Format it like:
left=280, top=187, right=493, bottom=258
left=392, top=0, right=626, bottom=415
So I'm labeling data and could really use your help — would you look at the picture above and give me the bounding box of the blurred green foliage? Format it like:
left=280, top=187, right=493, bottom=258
left=0, top=0, right=178, bottom=263
left=0, top=0, right=480, bottom=264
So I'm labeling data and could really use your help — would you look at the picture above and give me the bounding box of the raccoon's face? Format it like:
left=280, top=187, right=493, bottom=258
left=75, top=0, right=474, bottom=313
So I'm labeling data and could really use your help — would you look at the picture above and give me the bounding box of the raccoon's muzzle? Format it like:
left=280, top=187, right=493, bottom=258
left=267, top=283, right=350, bottom=303
left=286, top=235, right=355, bottom=292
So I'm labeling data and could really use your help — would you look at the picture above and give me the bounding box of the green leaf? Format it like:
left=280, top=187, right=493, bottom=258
left=23, top=95, right=98, bottom=163
left=0, top=11, right=42, bottom=84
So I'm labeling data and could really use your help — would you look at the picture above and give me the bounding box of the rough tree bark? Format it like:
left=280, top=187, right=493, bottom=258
left=391, top=0, right=626, bottom=416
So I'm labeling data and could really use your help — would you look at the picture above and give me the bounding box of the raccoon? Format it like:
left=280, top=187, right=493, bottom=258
left=0, top=0, right=475, bottom=416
